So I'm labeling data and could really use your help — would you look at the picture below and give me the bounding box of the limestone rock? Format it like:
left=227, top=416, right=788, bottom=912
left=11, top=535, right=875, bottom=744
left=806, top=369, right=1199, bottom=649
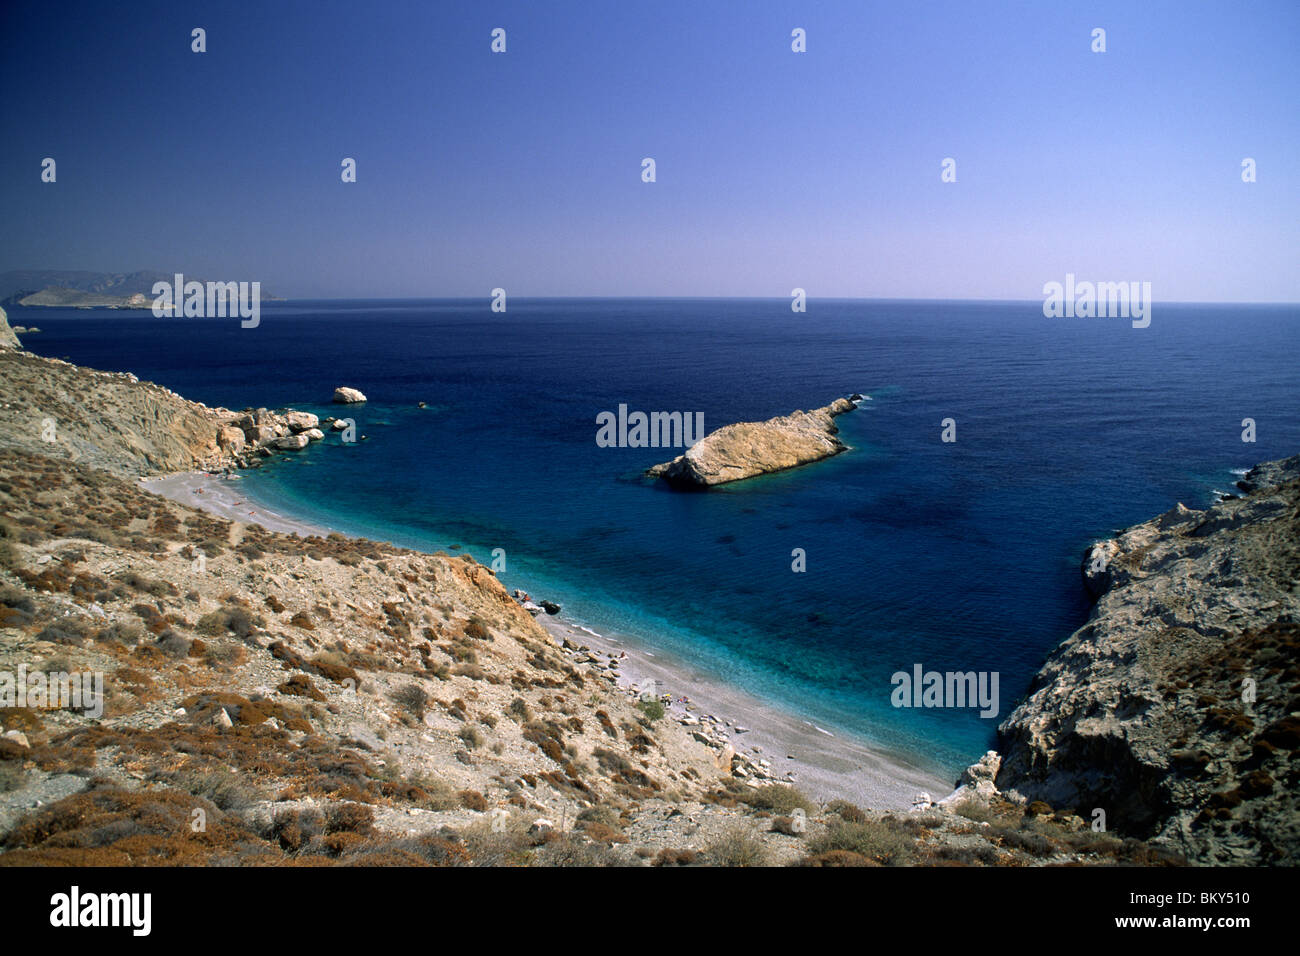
left=646, top=397, right=857, bottom=487
left=959, top=750, right=1001, bottom=798
left=333, top=387, right=367, bottom=404
left=713, top=743, right=736, bottom=772
left=285, top=411, right=320, bottom=433
left=244, top=423, right=278, bottom=445
left=939, top=750, right=1003, bottom=809
left=0, top=307, right=21, bottom=350
left=216, top=425, right=246, bottom=454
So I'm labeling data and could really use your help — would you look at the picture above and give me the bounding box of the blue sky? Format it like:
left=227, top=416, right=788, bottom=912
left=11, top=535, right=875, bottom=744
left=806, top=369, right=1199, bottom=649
left=1, top=0, right=1296, bottom=300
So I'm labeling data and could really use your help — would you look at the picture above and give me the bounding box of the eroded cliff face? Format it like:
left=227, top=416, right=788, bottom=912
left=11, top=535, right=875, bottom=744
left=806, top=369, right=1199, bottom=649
left=993, top=455, right=1300, bottom=864
left=0, top=349, right=238, bottom=476
left=0, top=307, right=21, bottom=350
left=646, top=397, right=857, bottom=487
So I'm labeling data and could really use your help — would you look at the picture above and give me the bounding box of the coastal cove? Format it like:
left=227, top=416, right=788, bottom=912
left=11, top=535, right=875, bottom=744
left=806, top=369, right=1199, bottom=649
left=13, top=297, right=1300, bottom=785
left=142, top=469, right=952, bottom=808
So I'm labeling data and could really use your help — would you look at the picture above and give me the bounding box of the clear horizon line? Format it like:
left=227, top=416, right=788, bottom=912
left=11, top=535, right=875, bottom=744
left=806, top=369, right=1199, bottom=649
left=266, top=294, right=1300, bottom=306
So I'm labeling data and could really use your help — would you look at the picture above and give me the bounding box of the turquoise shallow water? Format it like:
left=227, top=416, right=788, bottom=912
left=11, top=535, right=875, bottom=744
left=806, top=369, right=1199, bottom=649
left=16, top=297, right=1300, bottom=777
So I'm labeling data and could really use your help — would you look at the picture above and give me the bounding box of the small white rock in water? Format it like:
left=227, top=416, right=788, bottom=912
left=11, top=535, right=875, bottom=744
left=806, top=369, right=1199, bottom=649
left=333, top=386, right=367, bottom=404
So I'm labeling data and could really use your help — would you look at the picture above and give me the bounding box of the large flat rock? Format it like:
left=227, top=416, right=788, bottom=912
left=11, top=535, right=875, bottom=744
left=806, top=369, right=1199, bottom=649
left=646, top=397, right=857, bottom=487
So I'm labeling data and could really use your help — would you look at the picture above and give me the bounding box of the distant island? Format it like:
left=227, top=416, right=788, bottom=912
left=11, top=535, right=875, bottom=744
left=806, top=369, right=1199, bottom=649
left=0, top=270, right=281, bottom=310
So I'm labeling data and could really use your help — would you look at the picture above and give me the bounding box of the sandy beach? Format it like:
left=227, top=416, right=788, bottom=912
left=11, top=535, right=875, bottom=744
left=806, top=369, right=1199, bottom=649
left=141, top=469, right=955, bottom=810
left=142, top=471, right=337, bottom=537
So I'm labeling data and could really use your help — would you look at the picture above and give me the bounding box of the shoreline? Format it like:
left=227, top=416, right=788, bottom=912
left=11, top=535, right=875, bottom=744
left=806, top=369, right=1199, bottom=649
left=143, top=469, right=954, bottom=809
left=141, top=471, right=339, bottom=537
left=533, top=614, right=951, bottom=808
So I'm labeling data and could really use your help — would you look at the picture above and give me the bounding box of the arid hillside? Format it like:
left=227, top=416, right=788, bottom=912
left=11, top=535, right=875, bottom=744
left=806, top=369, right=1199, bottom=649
left=0, top=447, right=1166, bottom=866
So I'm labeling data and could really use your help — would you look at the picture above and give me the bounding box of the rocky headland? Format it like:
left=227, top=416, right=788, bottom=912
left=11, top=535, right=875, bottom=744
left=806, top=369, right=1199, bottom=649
left=0, top=308, right=354, bottom=475
left=646, top=396, right=860, bottom=488
left=953, top=455, right=1300, bottom=865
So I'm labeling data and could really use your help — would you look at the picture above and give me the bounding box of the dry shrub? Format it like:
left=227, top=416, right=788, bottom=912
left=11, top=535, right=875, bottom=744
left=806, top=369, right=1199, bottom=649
left=0, top=782, right=267, bottom=865
left=704, top=827, right=769, bottom=867
left=740, top=784, right=815, bottom=815
left=653, top=848, right=698, bottom=866
left=806, top=818, right=915, bottom=866
left=389, top=684, right=429, bottom=720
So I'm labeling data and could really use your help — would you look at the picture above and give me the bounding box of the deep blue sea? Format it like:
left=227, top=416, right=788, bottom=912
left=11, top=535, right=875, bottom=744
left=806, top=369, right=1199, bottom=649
left=13, top=299, right=1299, bottom=777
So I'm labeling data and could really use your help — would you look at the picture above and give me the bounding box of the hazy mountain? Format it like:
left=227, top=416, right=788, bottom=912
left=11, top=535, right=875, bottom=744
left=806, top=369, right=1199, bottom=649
left=0, top=270, right=279, bottom=308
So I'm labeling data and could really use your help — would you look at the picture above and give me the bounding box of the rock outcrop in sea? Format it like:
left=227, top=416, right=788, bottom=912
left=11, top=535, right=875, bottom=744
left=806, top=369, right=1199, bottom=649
left=646, top=397, right=858, bottom=487
left=966, top=454, right=1300, bottom=865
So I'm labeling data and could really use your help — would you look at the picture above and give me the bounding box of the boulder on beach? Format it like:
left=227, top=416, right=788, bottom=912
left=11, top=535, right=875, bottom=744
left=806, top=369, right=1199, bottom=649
left=333, top=387, right=367, bottom=404
left=243, top=423, right=278, bottom=445
left=216, top=425, right=246, bottom=454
